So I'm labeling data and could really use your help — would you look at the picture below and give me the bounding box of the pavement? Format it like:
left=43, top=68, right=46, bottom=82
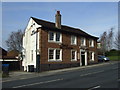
left=2, top=61, right=119, bottom=83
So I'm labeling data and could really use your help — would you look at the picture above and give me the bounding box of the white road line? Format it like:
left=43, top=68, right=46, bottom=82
left=2, top=76, right=40, bottom=82
left=88, top=85, right=100, bottom=90
left=80, top=70, right=104, bottom=77
left=12, top=78, right=63, bottom=88
left=118, top=79, right=120, bottom=81
left=112, top=67, right=118, bottom=70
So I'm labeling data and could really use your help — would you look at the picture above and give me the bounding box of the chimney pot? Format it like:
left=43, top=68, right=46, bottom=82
left=57, top=11, right=60, bottom=14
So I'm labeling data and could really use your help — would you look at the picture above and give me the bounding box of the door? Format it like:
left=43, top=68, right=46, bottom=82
left=36, top=55, right=40, bottom=72
left=81, top=52, right=85, bottom=66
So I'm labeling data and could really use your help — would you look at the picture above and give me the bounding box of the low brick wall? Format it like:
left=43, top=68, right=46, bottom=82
left=40, top=63, right=80, bottom=72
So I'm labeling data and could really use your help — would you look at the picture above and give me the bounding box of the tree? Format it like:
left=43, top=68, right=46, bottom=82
left=6, top=30, right=23, bottom=53
left=99, top=31, right=107, bottom=55
left=99, top=27, right=115, bottom=55
left=107, top=27, right=114, bottom=51
left=114, top=31, right=120, bottom=50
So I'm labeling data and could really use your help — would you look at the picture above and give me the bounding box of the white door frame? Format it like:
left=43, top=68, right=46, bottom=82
left=80, top=49, right=87, bottom=66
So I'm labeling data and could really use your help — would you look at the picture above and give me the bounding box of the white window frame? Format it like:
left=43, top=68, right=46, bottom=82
left=89, top=39, right=94, bottom=47
left=90, top=51, right=95, bottom=61
left=71, top=50, right=77, bottom=61
left=81, top=37, right=86, bottom=46
left=48, top=48, right=62, bottom=62
left=71, top=35, right=77, bottom=45
left=48, top=31, right=62, bottom=43
left=48, top=32, right=54, bottom=41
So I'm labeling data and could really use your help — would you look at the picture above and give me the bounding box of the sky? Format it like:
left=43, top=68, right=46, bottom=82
left=1, top=2, right=118, bottom=50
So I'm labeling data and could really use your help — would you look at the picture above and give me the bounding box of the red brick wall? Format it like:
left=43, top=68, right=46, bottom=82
left=39, top=29, right=98, bottom=65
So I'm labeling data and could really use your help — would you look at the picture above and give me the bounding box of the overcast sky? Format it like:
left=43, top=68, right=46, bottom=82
left=2, top=2, right=118, bottom=50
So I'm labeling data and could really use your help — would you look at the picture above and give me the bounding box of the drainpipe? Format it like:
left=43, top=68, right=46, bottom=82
left=36, top=29, right=39, bottom=73
left=36, top=28, right=41, bottom=73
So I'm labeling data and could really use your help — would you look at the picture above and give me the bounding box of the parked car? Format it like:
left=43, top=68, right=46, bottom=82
left=98, top=55, right=110, bottom=62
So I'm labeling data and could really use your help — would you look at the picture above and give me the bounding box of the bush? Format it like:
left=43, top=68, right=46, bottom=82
left=105, top=50, right=120, bottom=56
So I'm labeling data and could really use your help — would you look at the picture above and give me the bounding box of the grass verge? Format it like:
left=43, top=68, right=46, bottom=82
left=107, top=56, right=120, bottom=61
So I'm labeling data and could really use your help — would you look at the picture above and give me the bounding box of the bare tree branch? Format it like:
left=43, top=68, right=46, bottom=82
left=5, top=30, right=23, bottom=53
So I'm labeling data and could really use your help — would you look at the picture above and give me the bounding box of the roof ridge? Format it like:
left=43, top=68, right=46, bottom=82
left=31, top=17, right=55, bottom=24
left=31, top=17, right=98, bottom=39
left=31, top=17, right=81, bottom=30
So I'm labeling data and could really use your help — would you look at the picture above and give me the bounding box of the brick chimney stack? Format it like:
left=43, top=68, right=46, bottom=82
left=55, top=11, right=61, bottom=29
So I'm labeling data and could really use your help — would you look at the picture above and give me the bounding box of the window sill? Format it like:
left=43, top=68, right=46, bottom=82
left=71, top=60, right=77, bottom=61
left=89, top=46, right=94, bottom=48
left=81, top=45, right=86, bottom=47
left=48, top=60, right=62, bottom=62
left=90, top=60, right=94, bottom=62
left=71, top=44, right=77, bottom=45
left=48, top=41, right=62, bottom=44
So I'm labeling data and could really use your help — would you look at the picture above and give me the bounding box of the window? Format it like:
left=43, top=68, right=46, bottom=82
left=56, top=50, right=60, bottom=59
left=48, top=32, right=62, bottom=42
left=49, top=49, right=54, bottom=59
left=71, top=35, right=77, bottom=45
left=48, top=48, right=62, bottom=61
left=56, top=32, right=60, bottom=41
left=90, top=51, right=94, bottom=61
left=89, top=39, right=94, bottom=47
left=31, top=50, right=33, bottom=61
left=71, top=50, right=77, bottom=61
left=97, top=43, right=101, bottom=49
left=31, top=30, right=35, bottom=36
left=81, top=38, right=86, bottom=46
left=49, top=32, right=54, bottom=41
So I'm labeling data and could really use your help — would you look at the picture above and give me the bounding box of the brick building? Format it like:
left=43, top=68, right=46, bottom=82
left=0, top=48, right=20, bottom=71
left=22, top=11, right=98, bottom=72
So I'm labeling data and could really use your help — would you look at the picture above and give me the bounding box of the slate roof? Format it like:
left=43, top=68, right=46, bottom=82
left=31, top=17, right=98, bottom=39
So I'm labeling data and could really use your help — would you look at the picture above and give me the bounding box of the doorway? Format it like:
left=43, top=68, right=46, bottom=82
left=80, top=50, right=87, bottom=66
left=81, top=52, right=85, bottom=66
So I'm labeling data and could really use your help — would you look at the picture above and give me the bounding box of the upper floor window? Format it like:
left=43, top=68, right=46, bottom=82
left=71, top=35, right=77, bottom=45
left=89, top=39, right=94, bottom=47
left=48, top=31, right=62, bottom=43
left=97, top=43, right=101, bottom=49
left=49, top=32, right=54, bottom=41
left=56, top=32, right=60, bottom=41
left=81, top=38, right=86, bottom=46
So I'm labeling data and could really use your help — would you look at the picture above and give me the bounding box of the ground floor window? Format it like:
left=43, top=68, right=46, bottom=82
left=31, top=50, right=33, bottom=61
left=90, top=51, right=94, bottom=61
left=48, top=48, right=62, bottom=61
left=71, top=50, right=77, bottom=61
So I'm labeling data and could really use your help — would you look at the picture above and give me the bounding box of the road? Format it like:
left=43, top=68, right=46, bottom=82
left=2, top=61, right=119, bottom=89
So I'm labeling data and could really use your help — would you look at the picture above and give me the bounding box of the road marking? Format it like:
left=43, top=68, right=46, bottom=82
left=80, top=70, right=104, bottom=77
left=2, top=80, right=13, bottom=82
left=12, top=78, right=63, bottom=88
left=112, top=67, right=118, bottom=70
left=88, top=85, right=100, bottom=90
left=2, top=76, right=40, bottom=82
left=118, top=79, right=120, bottom=82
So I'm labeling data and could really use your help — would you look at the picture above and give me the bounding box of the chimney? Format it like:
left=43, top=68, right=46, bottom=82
left=55, top=11, right=61, bottom=29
